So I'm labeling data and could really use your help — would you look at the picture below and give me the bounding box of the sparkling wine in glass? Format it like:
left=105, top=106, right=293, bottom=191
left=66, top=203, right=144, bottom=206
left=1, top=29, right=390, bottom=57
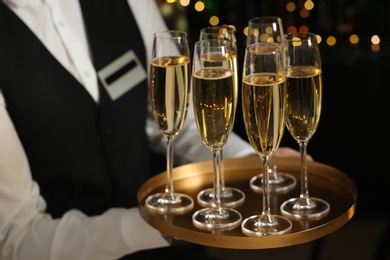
left=280, top=32, right=330, bottom=220
left=192, top=39, right=242, bottom=230
left=145, top=30, right=194, bottom=214
left=246, top=16, right=297, bottom=194
left=196, top=25, right=245, bottom=208
left=241, top=43, right=292, bottom=236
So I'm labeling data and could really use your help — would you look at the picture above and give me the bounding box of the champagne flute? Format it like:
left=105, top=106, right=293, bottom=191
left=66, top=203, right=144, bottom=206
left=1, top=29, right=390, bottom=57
left=246, top=16, right=284, bottom=46
left=280, top=32, right=330, bottom=220
left=192, top=39, right=242, bottom=230
left=246, top=16, right=297, bottom=194
left=241, top=43, right=292, bottom=236
left=145, top=30, right=194, bottom=214
left=196, top=25, right=245, bottom=208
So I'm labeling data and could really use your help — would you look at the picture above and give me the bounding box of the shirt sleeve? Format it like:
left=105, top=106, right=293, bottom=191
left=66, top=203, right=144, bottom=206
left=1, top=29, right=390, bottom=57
left=0, top=91, right=168, bottom=260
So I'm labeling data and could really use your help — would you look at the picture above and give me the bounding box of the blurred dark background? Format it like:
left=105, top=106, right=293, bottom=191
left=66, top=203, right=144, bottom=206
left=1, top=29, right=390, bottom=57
left=155, top=0, right=390, bottom=258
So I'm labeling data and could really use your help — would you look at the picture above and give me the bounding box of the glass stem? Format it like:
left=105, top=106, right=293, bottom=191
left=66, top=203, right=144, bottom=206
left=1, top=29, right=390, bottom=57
left=299, top=141, right=310, bottom=201
left=260, top=155, right=275, bottom=224
left=213, top=149, right=222, bottom=208
left=269, top=154, right=278, bottom=180
left=165, top=136, right=175, bottom=200
left=220, top=149, right=226, bottom=192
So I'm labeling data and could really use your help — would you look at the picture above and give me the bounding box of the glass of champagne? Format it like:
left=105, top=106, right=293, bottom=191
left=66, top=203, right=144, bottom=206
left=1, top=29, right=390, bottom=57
left=192, top=39, right=242, bottom=230
left=241, top=43, right=292, bottom=236
left=246, top=16, right=297, bottom=194
left=196, top=25, right=245, bottom=208
left=145, top=30, right=194, bottom=214
left=280, top=32, right=330, bottom=220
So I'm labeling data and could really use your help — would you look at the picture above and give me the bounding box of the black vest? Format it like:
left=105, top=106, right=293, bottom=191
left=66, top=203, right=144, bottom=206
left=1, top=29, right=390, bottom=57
left=0, top=0, right=153, bottom=218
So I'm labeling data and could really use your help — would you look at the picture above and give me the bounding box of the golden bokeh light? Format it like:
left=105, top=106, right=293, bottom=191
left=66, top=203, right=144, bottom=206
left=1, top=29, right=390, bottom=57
left=291, top=36, right=302, bottom=47
left=326, top=36, right=336, bottom=46
left=349, top=34, right=359, bottom=45
left=371, top=35, right=380, bottom=45
left=179, top=0, right=190, bottom=6
left=194, top=1, right=205, bottom=12
left=304, top=0, right=314, bottom=10
left=300, top=8, right=310, bottom=18
left=209, top=16, right=219, bottom=26
left=316, top=35, right=322, bottom=44
left=243, top=26, right=248, bottom=37
left=286, top=2, right=296, bottom=12
left=286, top=26, right=298, bottom=33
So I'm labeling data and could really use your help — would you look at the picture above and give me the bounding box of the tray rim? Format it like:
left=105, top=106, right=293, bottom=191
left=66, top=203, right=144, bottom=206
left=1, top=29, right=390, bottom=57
left=138, top=157, right=357, bottom=249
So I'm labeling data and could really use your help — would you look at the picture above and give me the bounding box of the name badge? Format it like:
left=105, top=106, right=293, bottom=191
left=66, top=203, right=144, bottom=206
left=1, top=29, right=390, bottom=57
left=98, top=50, right=147, bottom=101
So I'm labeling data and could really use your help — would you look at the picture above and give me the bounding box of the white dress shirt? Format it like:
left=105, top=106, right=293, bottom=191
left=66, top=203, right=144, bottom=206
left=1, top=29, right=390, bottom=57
left=0, top=0, right=254, bottom=259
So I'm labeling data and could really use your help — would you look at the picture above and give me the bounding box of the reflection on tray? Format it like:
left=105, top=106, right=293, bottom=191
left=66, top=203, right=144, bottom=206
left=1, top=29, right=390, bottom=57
left=137, top=157, right=357, bottom=249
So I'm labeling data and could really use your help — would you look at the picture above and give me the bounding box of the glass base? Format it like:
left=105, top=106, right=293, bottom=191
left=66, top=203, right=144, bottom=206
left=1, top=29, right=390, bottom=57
left=192, top=207, right=242, bottom=231
left=197, top=187, right=245, bottom=208
left=145, top=192, right=194, bottom=215
left=250, top=172, right=297, bottom=194
left=280, top=197, right=330, bottom=220
left=241, top=214, right=292, bottom=236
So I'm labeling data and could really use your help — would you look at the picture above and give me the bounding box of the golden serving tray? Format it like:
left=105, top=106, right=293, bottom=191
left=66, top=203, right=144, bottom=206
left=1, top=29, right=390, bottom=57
left=137, top=156, right=357, bottom=249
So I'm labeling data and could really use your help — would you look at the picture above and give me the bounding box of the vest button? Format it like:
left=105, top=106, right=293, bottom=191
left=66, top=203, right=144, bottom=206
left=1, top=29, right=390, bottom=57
left=105, top=126, right=114, bottom=135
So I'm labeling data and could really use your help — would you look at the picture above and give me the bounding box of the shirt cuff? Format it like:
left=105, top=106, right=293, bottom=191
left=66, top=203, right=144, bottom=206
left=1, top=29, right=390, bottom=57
left=121, top=207, right=170, bottom=253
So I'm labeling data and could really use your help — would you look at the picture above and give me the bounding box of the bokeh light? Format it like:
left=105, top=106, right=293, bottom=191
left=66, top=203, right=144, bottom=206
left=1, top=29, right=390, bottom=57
left=209, top=16, right=219, bottom=26
left=194, top=1, right=205, bottom=12
left=326, top=36, right=336, bottom=46
left=286, top=2, right=296, bottom=12
left=371, top=35, right=380, bottom=45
